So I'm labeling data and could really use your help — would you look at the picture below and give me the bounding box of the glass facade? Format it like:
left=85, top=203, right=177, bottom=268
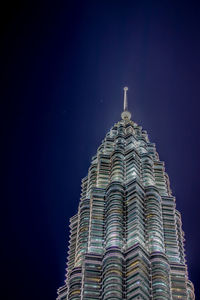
left=57, top=90, right=195, bottom=299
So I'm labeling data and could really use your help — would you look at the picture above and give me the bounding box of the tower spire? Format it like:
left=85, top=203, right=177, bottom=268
left=123, top=86, right=128, bottom=111
left=121, top=86, right=131, bottom=120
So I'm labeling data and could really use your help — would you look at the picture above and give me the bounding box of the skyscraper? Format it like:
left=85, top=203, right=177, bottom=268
left=57, top=88, right=195, bottom=300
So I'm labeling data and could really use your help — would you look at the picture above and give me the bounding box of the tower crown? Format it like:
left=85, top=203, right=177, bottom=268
left=121, top=86, right=131, bottom=120
left=57, top=87, right=195, bottom=300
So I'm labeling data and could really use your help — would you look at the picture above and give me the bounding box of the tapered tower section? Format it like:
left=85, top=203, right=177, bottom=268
left=57, top=88, right=195, bottom=300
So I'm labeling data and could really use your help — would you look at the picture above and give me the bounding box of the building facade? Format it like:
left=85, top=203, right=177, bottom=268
left=57, top=88, right=195, bottom=300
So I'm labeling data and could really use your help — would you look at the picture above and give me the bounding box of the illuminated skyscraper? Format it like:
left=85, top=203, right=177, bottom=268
left=57, top=88, right=195, bottom=300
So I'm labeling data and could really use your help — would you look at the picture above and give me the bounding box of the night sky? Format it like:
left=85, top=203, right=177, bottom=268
left=2, top=1, right=200, bottom=299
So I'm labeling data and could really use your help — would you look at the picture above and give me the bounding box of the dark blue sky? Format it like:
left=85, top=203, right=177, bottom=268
left=2, top=1, right=200, bottom=299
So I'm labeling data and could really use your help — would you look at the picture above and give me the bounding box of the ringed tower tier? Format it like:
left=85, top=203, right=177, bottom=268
left=57, top=87, right=195, bottom=300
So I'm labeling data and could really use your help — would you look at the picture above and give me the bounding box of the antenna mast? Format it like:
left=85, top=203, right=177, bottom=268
left=123, top=87, right=128, bottom=111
